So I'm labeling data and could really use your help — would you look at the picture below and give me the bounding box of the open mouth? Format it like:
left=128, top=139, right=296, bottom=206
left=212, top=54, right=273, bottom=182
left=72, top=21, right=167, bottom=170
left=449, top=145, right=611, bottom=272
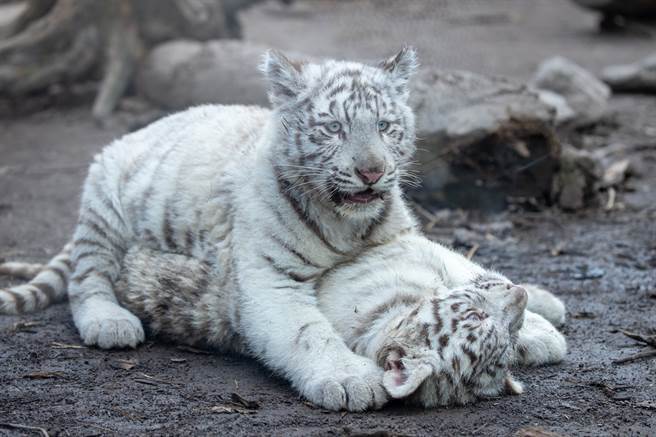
left=331, top=188, right=385, bottom=205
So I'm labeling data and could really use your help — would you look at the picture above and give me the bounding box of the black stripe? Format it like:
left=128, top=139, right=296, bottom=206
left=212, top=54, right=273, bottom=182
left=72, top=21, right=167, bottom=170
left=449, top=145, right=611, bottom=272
left=185, top=230, right=194, bottom=253
left=60, top=257, right=73, bottom=270
left=73, top=238, right=111, bottom=251
left=261, top=254, right=316, bottom=283
left=32, top=282, right=57, bottom=303
left=45, top=266, right=68, bottom=285
left=275, top=171, right=346, bottom=256
left=86, top=207, right=123, bottom=243
left=79, top=217, right=112, bottom=244
left=91, top=178, right=125, bottom=226
left=326, top=84, right=347, bottom=99
left=163, top=203, right=178, bottom=251
left=361, top=196, right=392, bottom=242
left=352, top=294, right=422, bottom=340
left=71, top=266, right=95, bottom=284
left=270, top=234, right=320, bottom=268
left=294, top=321, right=321, bottom=346
left=7, top=290, right=25, bottom=313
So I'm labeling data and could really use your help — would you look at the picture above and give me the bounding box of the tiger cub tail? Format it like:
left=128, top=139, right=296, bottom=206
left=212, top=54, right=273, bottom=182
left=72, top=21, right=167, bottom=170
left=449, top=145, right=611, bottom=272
left=0, top=243, right=73, bottom=314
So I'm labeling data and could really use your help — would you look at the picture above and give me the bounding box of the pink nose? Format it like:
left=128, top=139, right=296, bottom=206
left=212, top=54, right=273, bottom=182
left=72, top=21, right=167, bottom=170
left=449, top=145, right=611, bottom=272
left=355, top=168, right=384, bottom=185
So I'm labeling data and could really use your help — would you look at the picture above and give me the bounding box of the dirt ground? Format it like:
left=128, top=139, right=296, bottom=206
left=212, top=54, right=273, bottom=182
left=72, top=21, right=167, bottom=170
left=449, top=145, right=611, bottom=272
left=1, top=0, right=656, bottom=436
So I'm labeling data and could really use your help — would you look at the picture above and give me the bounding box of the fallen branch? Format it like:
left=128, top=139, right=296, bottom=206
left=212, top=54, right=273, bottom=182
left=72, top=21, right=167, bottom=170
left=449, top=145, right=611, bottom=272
left=0, top=422, right=50, bottom=437
left=620, top=330, right=656, bottom=348
left=613, top=349, right=656, bottom=365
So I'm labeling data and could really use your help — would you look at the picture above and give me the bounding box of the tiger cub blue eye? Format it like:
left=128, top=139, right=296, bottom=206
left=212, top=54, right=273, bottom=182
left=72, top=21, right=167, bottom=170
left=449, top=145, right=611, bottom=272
left=326, top=121, right=342, bottom=133
left=465, top=311, right=485, bottom=321
left=377, top=120, right=390, bottom=131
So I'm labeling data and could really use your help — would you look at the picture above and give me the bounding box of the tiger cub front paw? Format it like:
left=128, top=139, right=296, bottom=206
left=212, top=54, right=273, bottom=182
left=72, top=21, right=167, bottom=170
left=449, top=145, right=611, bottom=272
left=513, top=311, right=567, bottom=366
left=521, top=283, right=566, bottom=327
left=304, top=356, right=388, bottom=411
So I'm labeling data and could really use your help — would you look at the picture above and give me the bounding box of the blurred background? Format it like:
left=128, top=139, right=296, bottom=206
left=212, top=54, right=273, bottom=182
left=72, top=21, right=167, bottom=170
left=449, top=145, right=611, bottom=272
left=1, top=0, right=655, bottom=214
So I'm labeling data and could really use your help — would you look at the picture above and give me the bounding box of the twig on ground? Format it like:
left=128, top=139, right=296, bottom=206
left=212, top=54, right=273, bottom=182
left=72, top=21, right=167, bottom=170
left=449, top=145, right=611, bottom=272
left=23, top=371, right=65, bottom=379
left=134, top=372, right=180, bottom=386
left=0, top=422, right=50, bottom=436
left=619, top=330, right=656, bottom=348
left=50, top=342, right=86, bottom=349
left=613, top=349, right=656, bottom=365
left=466, top=243, right=480, bottom=260
left=176, top=345, right=212, bottom=355
left=9, top=320, right=43, bottom=333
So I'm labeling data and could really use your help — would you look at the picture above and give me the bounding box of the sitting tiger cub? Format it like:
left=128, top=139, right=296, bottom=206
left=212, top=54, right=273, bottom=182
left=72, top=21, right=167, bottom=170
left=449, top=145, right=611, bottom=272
left=117, top=233, right=566, bottom=408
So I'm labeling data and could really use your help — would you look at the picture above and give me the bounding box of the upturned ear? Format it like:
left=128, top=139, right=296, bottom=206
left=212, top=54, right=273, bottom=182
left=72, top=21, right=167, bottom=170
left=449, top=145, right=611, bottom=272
left=382, top=350, right=432, bottom=399
left=260, top=50, right=306, bottom=107
left=379, top=46, right=419, bottom=91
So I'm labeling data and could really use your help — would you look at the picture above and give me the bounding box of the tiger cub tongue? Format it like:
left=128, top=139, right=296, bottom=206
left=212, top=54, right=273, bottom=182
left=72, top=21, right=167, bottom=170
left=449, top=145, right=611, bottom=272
left=344, top=189, right=379, bottom=204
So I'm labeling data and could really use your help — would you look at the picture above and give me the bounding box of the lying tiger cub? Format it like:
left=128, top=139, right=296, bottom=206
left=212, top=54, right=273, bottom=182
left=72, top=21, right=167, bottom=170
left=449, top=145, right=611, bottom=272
left=117, top=233, right=566, bottom=409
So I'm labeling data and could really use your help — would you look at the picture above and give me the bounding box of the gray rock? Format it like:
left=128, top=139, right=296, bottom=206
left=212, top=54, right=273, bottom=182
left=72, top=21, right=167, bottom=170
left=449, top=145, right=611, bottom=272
left=602, top=53, right=656, bottom=93
left=408, top=68, right=560, bottom=210
left=530, top=56, right=610, bottom=126
left=551, top=145, right=601, bottom=210
left=137, top=39, right=271, bottom=109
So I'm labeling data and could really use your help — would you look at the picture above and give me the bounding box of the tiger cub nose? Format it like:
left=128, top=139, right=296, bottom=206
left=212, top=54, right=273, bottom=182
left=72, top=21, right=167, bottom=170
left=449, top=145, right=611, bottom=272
left=355, top=167, right=384, bottom=185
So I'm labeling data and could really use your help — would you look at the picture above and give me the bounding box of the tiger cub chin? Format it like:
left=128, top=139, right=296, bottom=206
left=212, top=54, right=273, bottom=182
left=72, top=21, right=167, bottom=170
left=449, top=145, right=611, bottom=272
left=116, top=233, right=566, bottom=408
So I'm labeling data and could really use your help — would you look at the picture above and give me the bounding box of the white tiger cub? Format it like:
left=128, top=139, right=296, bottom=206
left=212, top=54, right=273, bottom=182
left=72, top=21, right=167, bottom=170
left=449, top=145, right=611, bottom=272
left=1, top=48, right=424, bottom=411
left=114, top=233, right=566, bottom=408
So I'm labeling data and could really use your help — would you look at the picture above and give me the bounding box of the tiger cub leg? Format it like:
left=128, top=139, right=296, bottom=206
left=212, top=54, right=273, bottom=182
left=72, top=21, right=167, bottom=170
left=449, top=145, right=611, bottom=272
left=512, top=311, right=567, bottom=366
left=68, top=174, right=144, bottom=349
left=520, top=283, right=566, bottom=327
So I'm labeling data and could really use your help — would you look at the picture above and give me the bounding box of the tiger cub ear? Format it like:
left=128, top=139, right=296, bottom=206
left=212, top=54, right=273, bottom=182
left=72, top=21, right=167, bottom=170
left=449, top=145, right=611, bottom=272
left=382, top=349, right=432, bottom=399
left=260, top=50, right=306, bottom=107
left=378, top=46, right=419, bottom=95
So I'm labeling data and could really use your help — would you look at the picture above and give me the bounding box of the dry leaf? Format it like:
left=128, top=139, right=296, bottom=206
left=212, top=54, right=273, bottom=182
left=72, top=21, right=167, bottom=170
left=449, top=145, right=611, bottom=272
left=230, top=392, right=260, bottom=410
left=51, top=342, right=86, bottom=349
left=175, top=345, right=212, bottom=355
left=23, top=371, right=65, bottom=380
left=111, top=359, right=138, bottom=370
left=602, top=159, right=630, bottom=187
left=210, top=405, right=257, bottom=415
left=10, top=321, right=43, bottom=333
left=515, top=427, right=564, bottom=437
left=550, top=241, right=565, bottom=256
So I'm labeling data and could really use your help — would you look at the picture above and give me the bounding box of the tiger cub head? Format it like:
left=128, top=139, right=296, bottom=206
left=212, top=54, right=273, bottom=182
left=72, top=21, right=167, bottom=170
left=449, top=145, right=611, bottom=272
left=261, top=47, right=418, bottom=220
left=378, top=275, right=527, bottom=407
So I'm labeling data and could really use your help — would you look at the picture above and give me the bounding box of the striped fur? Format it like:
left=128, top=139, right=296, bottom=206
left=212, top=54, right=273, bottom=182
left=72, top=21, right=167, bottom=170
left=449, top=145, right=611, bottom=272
left=0, top=48, right=566, bottom=410
left=0, top=244, right=72, bottom=314
left=0, top=49, right=423, bottom=411
left=117, top=234, right=566, bottom=408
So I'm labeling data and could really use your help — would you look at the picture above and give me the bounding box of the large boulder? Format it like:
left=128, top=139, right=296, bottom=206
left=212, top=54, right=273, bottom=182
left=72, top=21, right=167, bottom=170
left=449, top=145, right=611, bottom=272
left=137, top=39, right=271, bottom=109
left=409, top=68, right=560, bottom=210
left=529, top=56, right=611, bottom=126
left=602, top=53, right=656, bottom=94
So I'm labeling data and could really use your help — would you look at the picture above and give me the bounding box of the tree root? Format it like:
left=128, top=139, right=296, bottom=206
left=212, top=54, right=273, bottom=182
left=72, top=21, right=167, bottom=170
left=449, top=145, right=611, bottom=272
left=92, top=0, right=143, bottom=120
left=0, top=0, right=91, bottom=59
left=0, top=0, right=245, bottom=119
left=0, top=0, right=56, bottom=39
left=0, top=26, right=99, bottom=94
